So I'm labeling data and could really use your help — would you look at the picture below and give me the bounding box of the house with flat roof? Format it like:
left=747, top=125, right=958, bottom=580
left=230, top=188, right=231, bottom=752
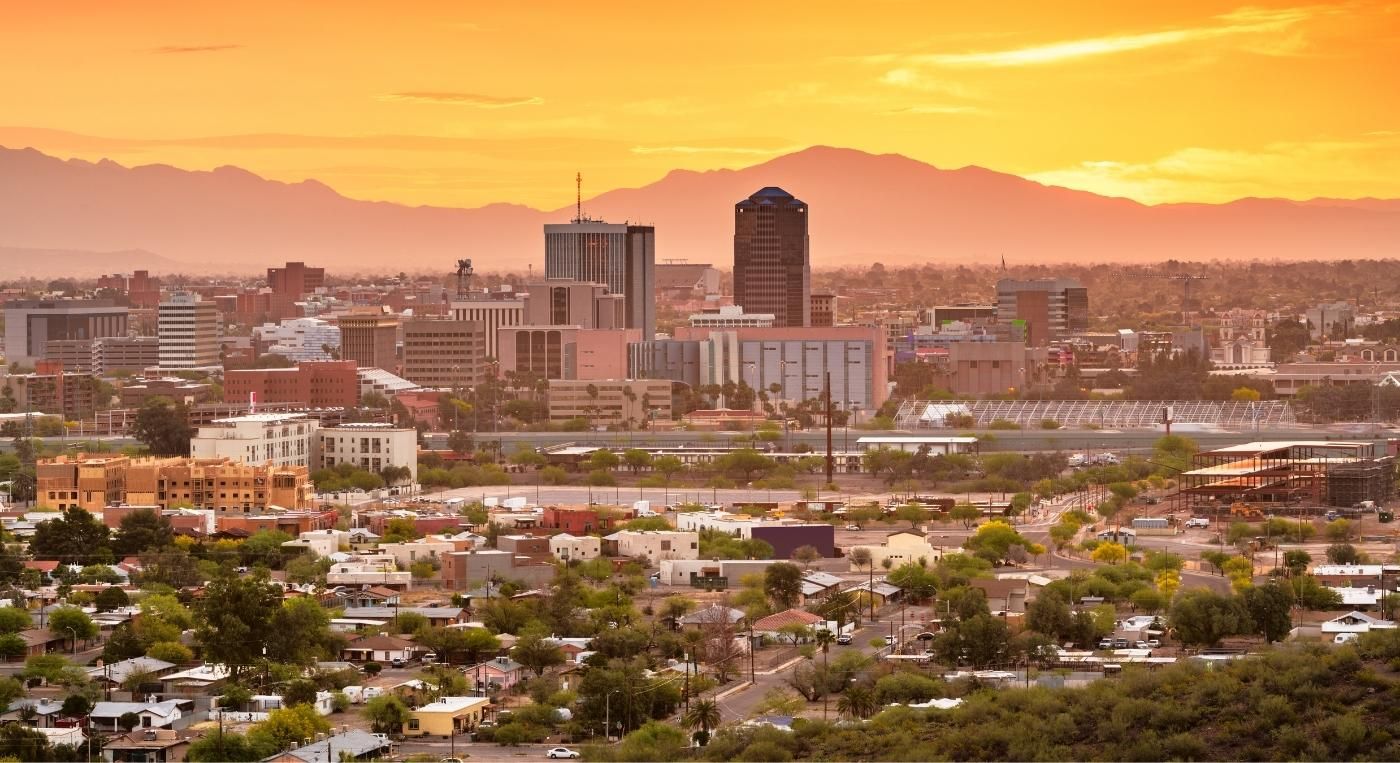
left=101, top=728, right=188, bottom=763
left=404, top=696, right=492, bottom=736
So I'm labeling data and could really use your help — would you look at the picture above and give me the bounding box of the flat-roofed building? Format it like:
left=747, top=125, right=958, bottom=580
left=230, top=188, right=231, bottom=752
left=190, top=412, right=317, bottom=468
left=546, top=378, right=671, bottom=427
left=36, top=454, right=313, bottom=513
left=225, top=361, right=360, bottom=408
left=336, top=309, right=399, bottom=370
left=317, top=423, right=418, bottom=483
left=401, top=318, right=486, bottom=389
left=3, top=299, right=129, bottom=366
left=157, top=293, right=220, bottom=369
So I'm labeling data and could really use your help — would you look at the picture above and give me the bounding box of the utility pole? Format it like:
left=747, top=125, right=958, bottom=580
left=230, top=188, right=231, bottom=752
left=824, top=371, right=834, bottom=485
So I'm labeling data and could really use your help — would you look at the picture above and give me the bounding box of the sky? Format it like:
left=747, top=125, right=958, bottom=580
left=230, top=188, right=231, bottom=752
left=3, top=0, right=1399, bottom=209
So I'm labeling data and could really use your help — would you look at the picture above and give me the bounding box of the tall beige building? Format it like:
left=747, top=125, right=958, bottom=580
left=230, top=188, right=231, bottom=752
left=337, top=309, right=400, bottom=371
left=158, top=292, right=220, bottom=369
left=401, top=318, right=487, bottom=389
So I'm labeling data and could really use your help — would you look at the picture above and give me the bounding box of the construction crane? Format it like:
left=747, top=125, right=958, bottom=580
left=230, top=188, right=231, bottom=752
left=455, top=258, right=474, bottom=299
left=1137, top=271, right=1208, bottom=324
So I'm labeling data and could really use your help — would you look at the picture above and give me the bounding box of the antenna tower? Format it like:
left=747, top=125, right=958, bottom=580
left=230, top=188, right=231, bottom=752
left=575, top=171, right=582, bottom=223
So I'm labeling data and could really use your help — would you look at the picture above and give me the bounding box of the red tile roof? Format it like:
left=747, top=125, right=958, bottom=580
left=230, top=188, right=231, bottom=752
left=753, top=608, right=824, bottom=632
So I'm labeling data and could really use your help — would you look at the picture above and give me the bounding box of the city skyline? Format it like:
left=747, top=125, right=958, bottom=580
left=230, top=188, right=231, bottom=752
left=3, top=1, right=1399, bottom=211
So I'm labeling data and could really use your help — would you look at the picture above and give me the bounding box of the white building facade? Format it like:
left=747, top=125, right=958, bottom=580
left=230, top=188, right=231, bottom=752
left=190, top=413, right=317, bottom=468
left=158, top=292, right=220, bottom=369
left=254, top=317, right=342, bottom=361
left=317, top=423, right=418, bottom=482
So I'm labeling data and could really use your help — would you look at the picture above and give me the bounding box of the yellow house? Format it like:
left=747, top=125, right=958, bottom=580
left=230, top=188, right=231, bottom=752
left=849, top=530, right=945, bottom=571
left=405, top=696, right=492, bottom=737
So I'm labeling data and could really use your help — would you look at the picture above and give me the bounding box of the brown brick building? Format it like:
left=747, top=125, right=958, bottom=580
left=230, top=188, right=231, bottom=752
left=223, top=361, right=359, bottom=407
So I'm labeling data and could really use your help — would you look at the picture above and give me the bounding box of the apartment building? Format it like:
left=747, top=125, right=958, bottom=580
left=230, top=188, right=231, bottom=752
left=36, top=454, right=312, bottom=512
left=189, top=412, right=317, bottom=468
left=549, top=533, right=602, bottom=562
left=158, top=293, right=220, bottom=369
left=317, top=423, right=418, bottom=482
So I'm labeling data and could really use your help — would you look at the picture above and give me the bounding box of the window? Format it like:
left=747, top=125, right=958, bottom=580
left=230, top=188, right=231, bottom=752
left=408, top=719, right=420, bottom=731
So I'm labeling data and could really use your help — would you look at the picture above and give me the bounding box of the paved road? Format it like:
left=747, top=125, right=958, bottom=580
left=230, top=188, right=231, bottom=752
left=395, top=740, right=557, bottom=761
left=423, top=427, right=1382, bottom=454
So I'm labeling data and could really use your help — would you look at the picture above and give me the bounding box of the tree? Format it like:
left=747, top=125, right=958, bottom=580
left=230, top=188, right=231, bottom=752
left=836, top=684, right=878, bottom=720
left=950, top=503, right=981, bottom=530
left=764, top=563, right=803, bottom=610
left=682, top=699, right=722, bottom=746
left=195, top=572, right=282, bottom=682
left=1327, top=543, right=1362, bottom=564
left=964, top=520, right=1042, bottom=563
left=848, top=547, right=872, bottom=571
left=1090, top=542, right=1128, bottom=565
left=131, top=396, right=193, bottom=456
left=1026, top=590, right=1074, bottom=641
left=1282, top=550, right=1312, bottom=577
left=791, top=545, right=822, bottom=569
left=1243, top=581, right=1293, bottom=643
left=0, top=633, right=26, bottom=659
left=0, top=606, right=32, bottom=634
left=447, top=430, right=473, bottom=456
left=0, top=724, right=53, bottom=762
left=511, top=629, right=565, bottom=677
left=29, top=507, right=111, bottom=564
left=623, top=448, right=653, bottom=473
left=147, top=641, right=194, bottom=663
left=1325, top=519, right=1353, bottom=542
left=267, top=597, right=338, bottom=667
left=23, top=654, right=72, bottom=685
left=49, top=607, right=97, bottom=648
left=248, top=705, right=330, bottom=754
left=94, top=586, right=130, bottom=612
left=893, top=503, right=928, bottom=529
left=112, top=508, right=174, bottom=557
left=1169, top=588, right=1249, bottom=647
left=281, top=679, right=318, bottom=706
left=61, top=694, right=91, bottom=718
left=118, top=711, right=142, bottom=732
left=715, top=449, right=776, bottom=482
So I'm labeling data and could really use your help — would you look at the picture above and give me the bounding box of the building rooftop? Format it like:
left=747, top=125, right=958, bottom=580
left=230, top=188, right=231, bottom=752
left=209, top=412, right=310, bottom=424
left=414, top=696, right=491, bottom=714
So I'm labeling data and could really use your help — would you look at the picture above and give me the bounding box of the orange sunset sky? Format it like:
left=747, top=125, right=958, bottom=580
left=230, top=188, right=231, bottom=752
left=3, top=0, right=1399, bottom=209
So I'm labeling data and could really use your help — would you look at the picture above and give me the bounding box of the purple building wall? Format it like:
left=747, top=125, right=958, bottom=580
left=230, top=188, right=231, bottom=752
left=751, top=524, right=835, bottom=560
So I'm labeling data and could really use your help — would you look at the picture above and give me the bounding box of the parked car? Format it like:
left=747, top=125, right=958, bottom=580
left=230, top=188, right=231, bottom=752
left=1134, top=641, right=1152, bottom=650
left=1146, top=638, right=1162, bottom=648
left=844, top=524, right=862, bottom=531
left=390, top=657, right=406, bottom=668
left=1097, top=639, right=1113, bottom=650
left=1325, top=510, right=1340, bottom=521
left=836, top=633, right=853, bottom=645
left=1334, top=633, right=1359, bottom=645
left=547, top=748, right=581, bottom=759
left=1113, top=638, right=1129, bottom=649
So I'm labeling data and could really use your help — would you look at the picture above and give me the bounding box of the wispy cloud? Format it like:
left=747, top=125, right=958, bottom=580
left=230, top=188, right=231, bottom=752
left=1026, top=132, right=1400, bottom=204
left=149, top=44, right=242, bottom=54
left=629, top=145, right=797, bottom=156
left=896, top=6, right=1321, bottom=68
left=379, top=92, right=543, bottom=108
left=885, top=104, right=985, bottom=115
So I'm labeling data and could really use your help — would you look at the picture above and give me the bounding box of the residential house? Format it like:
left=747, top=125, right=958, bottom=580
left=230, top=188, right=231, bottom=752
left=549, top=533, right=602, bottom=562
left=1, top=697, right=64, bottom=727
left=799, top=572, right=844, bottom=604
left=341, top=634, right=417, bottom=664
left=496, top=534, right=553, bottom=562
left=848, top=531, right=944, bottom=571
left=970, top=578, right=1030, bottom=614
left=849, top=580, right=902, bottom=607
left=330, top=585, right=402, bottom=610
left=159, top=665, right=231, bottom=696
left=89, top=700, right=194, bottom=732
left=679, top=605, right=745, bottom=630
left=101, top=728, right=189, bottom=763
left=470, top=656, right=525, bottom=693
left=347, top=606, right=466, bottom=626
left=281, top=529, right=349, bottom=558
left=440, top=549, right=554, bottom=589
left=605, top=530, right=699, bottom=562
left=263, top=729, right=393, bottom=762
left=16, top=629, right=65, bottom=658
left=544, top=637, right=594, bottom=663
left=377, top=538, right=456, bottom=569
left=87, top=657, right=177, bottom=689
left=405, top=696, right=492, bottom=736
left=752, top=609, right=825, bottom=642
left=1322, top=611, right=1398, bottom=636
left=542, top=507, right=617, bottom=535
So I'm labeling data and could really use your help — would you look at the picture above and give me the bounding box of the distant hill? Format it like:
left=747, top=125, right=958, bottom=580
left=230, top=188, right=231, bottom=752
left=0, top=246, right=188, bottom=279
left=2, top=144, right=1397, bottom=275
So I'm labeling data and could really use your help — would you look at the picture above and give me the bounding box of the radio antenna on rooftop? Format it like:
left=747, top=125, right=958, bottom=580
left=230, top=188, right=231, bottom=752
left=574, top=171, right=582, bottom=223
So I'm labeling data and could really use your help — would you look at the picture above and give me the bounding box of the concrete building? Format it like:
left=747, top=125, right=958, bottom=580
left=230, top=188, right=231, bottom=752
left=576, top=329, right=642, bottom=380
left=994, top=278, right=1088, bottom=346
left=3, top=299, right=129, bottom=366
left=42, top=339, right=98, bottom=373
left=267, top=261, right=325, bottom=301
left=946, top=341, right=1033, bottom=397
left=689, top=305, right=774, bottom=329
left=439, top=548, right=554, bottom=589
left=375, top=538, right=455, bottom=568
left=358, top=367, right=419, bottom=399
left=401, top=318, right=487, bottom=389
left=95, top=336, right=160, bottom=374
left=318, top=423, right=418, bottom=482
left=157, top=293, right=220, bottom=369
left=549, top=533, right=602, bottom=562
left=734, top=187, right=810, bottom=328
left=224, top=360, right=360, bottom=408
left=546, top=378, right=672, bottom=427
left=1306, top=301, right=1356, bottom=340
left=337, top=309, right=399, bottom=370
left=327, top=558, right=412, bottom=589
left=657, top=558, right=773, bottom=586
left=0, top=361, right=98, bottom=417
left=809, top=293, right=838, bottom=327
left=190, top=412, right=317, bottom=468
left=522, top=280, right=627, bottom=329
left=451, top=298, right=525, bottom=358
left=36, top=454, right=313, bottom=512
left=497, top=326, right=578, bottom=380
left=656, top=262, right=722, bottom=301
left=544, top=220, right=656, bottom=337
left=606, top=530, right=699, bottom=562
left=118, top=376, right=213, bottom=407
left=404, top=696, right=491, bottom=737
left=848, top=530, right=945, bottom=571
left=281, top=529, right=349, bottom=557
left=253, top=317, right=341, bottom=361
left=669, top=325, right=890, bottom=412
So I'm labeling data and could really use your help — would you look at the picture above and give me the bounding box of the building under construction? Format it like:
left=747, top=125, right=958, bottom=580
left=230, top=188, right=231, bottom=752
left=1181, top=440, right=1396, bottom=509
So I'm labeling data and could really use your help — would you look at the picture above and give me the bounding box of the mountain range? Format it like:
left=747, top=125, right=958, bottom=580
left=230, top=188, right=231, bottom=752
left=2, top=144, right=1398, bottom=277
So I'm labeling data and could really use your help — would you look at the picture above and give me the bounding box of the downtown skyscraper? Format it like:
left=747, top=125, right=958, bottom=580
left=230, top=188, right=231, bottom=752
left=543, top=221, right=656, bottom=338
left=733, top=187, right=810, bottom=327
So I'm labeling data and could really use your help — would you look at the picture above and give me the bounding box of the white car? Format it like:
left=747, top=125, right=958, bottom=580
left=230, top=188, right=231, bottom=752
left=547, top=748, right=581, bottom=759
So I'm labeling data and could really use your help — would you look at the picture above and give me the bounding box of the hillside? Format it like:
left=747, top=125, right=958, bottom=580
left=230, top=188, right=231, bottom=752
left=2, top=145, right=1398, bottom=275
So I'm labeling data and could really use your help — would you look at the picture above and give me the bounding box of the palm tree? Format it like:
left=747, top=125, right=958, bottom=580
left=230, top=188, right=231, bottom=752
left=837, top=684, right=877, bottom=720
left=815, top=629, right=834, bottom=719
left=682, top=699, right=721, bottom=746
